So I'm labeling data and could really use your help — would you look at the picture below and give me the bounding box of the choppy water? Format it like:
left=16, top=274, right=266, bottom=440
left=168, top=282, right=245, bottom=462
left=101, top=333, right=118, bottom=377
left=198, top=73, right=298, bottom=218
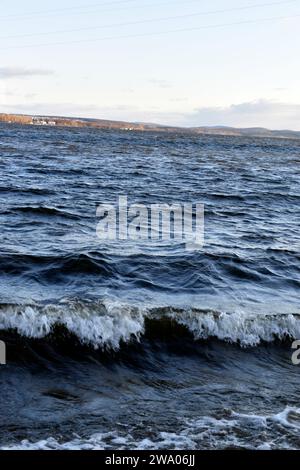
left=0, top=123, right=299, bottom=450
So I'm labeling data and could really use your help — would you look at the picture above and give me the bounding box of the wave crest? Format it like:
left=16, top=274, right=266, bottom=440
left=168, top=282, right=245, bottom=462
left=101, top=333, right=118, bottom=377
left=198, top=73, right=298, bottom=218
left=0, top=300, right=299, bottom=349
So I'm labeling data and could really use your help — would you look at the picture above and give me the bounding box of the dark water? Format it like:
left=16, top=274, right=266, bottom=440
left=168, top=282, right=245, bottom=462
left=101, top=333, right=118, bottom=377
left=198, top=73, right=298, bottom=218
left=0, top=123, right=299, bottom=449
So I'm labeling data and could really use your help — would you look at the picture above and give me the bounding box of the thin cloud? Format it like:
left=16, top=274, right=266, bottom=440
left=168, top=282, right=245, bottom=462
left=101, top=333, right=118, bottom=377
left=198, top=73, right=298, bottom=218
left=170, top=97, right=188, bottom=102
left=0, top=102, right=99, bottom=115
left=147, top=79, right=172, bottom=89
left=0, top=67, right=54, bottom=79
left=182, top=100, right=300, bottom=130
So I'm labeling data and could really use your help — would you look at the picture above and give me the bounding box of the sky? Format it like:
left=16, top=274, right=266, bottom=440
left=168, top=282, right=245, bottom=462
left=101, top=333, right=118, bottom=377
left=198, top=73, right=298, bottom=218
left=0, top=0, right=300, bottom=129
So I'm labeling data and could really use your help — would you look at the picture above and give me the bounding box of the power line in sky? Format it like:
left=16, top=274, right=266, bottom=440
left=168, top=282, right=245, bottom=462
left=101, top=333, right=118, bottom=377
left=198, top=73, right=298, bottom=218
left=0, top=0, right=204, bottom=21
left=0, top=0, right=139, bottom=20
left=0, top=0, right=298, bottom=21
left=0, top=0, right=298, bottom=40
left=0, top=12, right=299, bottom=51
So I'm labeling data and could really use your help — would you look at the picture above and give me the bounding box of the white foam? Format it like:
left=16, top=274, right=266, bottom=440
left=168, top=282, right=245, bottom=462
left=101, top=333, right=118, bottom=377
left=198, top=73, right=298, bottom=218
left=4, top=407, right=300, bottom=450
left=271, top=406, right=300, bottom=429
left=0, top=299, right=299, bottom=348
left=0, top=300, right=145, bottom=349
left=167, top=309, right=300, bottom=347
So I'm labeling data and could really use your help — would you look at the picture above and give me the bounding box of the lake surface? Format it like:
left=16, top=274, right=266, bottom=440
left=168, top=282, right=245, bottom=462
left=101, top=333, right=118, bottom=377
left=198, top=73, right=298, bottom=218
left=0, top=123, right=299, bottom=449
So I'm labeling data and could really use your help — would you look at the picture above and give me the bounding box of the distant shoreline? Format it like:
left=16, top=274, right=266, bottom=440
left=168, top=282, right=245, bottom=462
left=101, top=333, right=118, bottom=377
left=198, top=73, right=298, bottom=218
left=1, top=112, right=300, bottom=140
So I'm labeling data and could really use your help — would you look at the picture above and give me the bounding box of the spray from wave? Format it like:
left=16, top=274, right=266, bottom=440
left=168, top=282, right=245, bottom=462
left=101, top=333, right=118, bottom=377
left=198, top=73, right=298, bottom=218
left=1, top=299, right=299, bottom=349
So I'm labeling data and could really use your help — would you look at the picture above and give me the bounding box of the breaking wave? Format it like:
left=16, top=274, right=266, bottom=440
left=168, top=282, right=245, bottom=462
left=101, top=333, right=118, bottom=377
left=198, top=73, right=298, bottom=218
left=0, top=299, right=299, bottom=349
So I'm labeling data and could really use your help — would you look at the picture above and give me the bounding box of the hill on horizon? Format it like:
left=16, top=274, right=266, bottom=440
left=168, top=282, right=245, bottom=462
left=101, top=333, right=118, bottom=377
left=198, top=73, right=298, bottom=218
left=1, top=112, right=300, bottom=140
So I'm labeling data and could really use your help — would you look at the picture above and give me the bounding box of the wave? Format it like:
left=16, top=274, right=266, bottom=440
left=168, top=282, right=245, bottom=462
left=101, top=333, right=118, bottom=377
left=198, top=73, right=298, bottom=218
left=0, top=249, right=298, bottom=292
left=3, top=406, right=300, bottom=450
left=10, top=206, right=80, bottom=219
left=0, top=300, right=299, bottom=349
left=0, top=186, right=54, bottom=195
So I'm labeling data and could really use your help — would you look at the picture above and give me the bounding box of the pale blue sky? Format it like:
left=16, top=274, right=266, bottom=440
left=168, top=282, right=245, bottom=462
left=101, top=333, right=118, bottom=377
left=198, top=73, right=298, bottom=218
left=0, top=0, right=300, bottom=129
